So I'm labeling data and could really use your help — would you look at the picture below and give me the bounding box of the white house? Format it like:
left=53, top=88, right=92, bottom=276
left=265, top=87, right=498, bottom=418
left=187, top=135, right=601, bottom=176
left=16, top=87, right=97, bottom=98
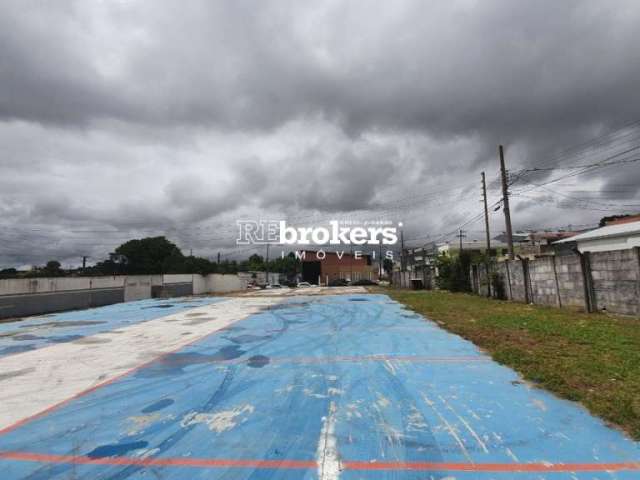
left=554, top=220, right=640, bottom=253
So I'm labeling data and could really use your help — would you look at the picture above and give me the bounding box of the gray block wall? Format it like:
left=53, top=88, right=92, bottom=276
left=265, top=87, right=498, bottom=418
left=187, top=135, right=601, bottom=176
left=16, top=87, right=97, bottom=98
left=529, top=256, right=559, bottom=307
left=508, top=260, right=528, bottom=303
left=471, top=248, right=640, bottom=317
left=555, top=255, right=587, bottom=309
left=590, top=249, right=640, bottom=316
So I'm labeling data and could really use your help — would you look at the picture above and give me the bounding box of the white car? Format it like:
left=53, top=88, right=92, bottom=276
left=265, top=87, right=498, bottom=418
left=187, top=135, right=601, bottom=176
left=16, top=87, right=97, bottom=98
left=296, top=282, right=314, bottom=288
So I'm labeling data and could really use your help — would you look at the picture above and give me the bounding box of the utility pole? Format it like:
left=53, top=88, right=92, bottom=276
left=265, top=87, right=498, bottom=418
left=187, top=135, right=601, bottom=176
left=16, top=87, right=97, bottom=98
left=457, top=229, right=466, bottom=251
left=499, top=145, right=515, bottom=259
left=265, top=243, right=270, bottom=285
left=481, top=171, right=491, bottom=255
left=349, top=245, right=353, bottom=283
left=481, top=172, right=493, bottom=298
left=82, top=256, right=87, bottom=271
left=400, top=229, right=405, bottom=270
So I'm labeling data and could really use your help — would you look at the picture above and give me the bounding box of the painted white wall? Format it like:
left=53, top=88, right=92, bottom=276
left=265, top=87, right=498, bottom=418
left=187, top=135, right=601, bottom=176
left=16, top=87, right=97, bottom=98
left=206, top=274, right=246, bottom=292
left=124, top=276, right=153, bottom=301
left=162, top=274, right=193, bottom=284
left=0, top=272, right=268, bottom=297
left=577, top=233, right=640, bottom=252
left=0, top=276, right=125, bottom=296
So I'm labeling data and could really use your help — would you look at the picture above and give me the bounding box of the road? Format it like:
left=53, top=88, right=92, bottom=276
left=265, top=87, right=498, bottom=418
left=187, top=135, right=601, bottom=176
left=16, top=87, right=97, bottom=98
left=0, top=289, right=638, bottom=479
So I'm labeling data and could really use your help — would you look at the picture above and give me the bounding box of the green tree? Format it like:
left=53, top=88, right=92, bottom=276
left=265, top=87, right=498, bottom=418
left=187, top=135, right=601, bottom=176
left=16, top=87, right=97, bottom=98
left=115, top=236, right=184, bottom=274
left=436, top=252, right=471, bottom=292
left=246, top=254, right=265, bottom=271
left=0, top=267, right=18, bottom=279
left=383, top=258, right=394, bottom=275
left=43, top=260, right=64, bottom=277
left=268, top=252, right=300, bottom=280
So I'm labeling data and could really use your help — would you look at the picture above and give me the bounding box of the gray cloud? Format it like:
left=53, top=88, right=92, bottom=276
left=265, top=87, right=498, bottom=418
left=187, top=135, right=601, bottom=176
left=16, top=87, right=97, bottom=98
left=1, top=0, right=640, bottom=266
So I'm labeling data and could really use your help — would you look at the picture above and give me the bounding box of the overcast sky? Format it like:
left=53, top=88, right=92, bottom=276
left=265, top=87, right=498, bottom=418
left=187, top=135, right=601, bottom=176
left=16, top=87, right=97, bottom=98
left=2, top=0, right=640, bottom=267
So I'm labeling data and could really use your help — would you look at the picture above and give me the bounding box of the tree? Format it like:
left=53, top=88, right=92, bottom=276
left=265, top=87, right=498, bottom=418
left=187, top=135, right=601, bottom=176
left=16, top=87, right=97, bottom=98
left=114, top=236, right=184, bottom=274
left=268, top=252, right=300, bottom=280
left=43, top=260, right=64, bottom=277
left=246, top=254, right=265, bottom=271
left=0, top=267, right=18, bottom=279
left=383, top=258, right=394, bottom=275
left=598, top=214, right=634, bottom=227
left=435, top=252, right=471, bottom=292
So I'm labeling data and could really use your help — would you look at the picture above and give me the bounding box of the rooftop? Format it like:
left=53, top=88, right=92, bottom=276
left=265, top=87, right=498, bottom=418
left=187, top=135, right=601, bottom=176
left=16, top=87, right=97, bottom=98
left=555, top=220, right=640, bottom=244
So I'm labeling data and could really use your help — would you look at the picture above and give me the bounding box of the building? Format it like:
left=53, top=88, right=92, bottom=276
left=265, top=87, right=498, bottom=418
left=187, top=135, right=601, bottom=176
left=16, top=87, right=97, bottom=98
left=299, top=250, right=378, bottom=285
left=600, top=213, right=640, bottom=226
left=437, top=239, right=510, bottom=257
left=554, top=220, right=640, bottom=253
left=520, top=230, right=584, bottom=257
left=397, top=245, right=438, bottom=289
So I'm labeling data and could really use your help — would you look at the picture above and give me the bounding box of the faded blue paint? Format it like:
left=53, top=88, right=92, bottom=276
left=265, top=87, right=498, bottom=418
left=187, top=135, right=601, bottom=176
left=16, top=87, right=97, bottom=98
left=0, top=294, right=638, bottom=479
left=0, top=296, right=224, bottom=357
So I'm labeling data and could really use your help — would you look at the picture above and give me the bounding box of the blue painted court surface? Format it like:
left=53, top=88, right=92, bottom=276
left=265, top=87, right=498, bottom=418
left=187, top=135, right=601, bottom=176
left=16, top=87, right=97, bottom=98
left=0, top=296, right=224, bottom=357
left=0, top=293, right=639, bottom=479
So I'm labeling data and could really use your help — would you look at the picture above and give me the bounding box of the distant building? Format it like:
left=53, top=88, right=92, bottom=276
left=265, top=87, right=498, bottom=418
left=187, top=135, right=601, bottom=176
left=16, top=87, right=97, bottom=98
left=601, top=213, right=640, bottom=226
left=492, top=232, right=529, bottom=245
left=399, top=245, right=438, bottom=289
left=299, top=250, right=378, bottom=285
left=520, top=230, right=584, bottom=257
left=437, top=239, right=509, bottom=257
left=554, top=220, right=640, bottom=253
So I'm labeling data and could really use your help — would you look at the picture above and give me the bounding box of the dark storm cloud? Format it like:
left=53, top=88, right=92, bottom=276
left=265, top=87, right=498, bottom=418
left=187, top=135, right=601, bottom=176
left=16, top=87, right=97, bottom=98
left=1, top=0, right=640, bottom=266
left=3, top=1, right=640, bottom=137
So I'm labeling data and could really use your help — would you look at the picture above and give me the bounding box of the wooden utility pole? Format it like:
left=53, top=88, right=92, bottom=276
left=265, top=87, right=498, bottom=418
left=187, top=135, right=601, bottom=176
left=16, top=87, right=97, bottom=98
left=265, top=243, right=270, bottom=285
left=499, top=145, right=515, bottom=259
left=457, top=229, right=466, bottom=251
left=481, top=171, right=491, bottom=255
left=349, top=245, right=353, bottom=283
left=400, top=229, right=405, bottom=270
left=481, top=172, right=493, bottom=297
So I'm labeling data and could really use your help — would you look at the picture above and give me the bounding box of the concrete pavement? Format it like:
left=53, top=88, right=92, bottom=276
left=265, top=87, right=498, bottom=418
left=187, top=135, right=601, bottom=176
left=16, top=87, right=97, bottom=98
left=0, top=289, right=638, bottom=479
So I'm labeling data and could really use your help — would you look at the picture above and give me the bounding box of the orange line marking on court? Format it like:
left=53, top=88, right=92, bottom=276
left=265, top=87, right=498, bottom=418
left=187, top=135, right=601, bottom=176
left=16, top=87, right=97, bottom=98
left=1, top=451, right=640, bottom=473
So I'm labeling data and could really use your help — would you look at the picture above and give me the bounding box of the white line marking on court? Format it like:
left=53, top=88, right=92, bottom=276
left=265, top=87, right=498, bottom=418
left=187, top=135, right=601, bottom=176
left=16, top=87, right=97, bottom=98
left=317, top=400, right=342, bottom=480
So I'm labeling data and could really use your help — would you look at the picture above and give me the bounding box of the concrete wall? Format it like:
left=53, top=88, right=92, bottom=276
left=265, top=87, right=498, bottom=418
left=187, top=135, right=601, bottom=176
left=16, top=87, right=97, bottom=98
left=0, top=287, right=124, bottom=319
left=507, top=260, right=528, bottom=303
left=555, top=255, right=586, bottom=308
left=0, top=276, right=125, bottom=296
left=590, top=249, right=640, bottom=316
left=124, top=276, right=153, bottom=302
left=0, top=271, right=268, bottom=319
left=207, top=274, right=247, bottom=292
left=529, top=256, right=559, bottom=307
left=470, top=247, right=640, bottom=317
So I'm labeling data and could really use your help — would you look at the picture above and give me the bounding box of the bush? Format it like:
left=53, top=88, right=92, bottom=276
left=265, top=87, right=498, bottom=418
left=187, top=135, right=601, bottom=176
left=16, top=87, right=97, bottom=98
left=491, top=271, right=507, bottom=299
left=436, top=252, right=471, bottom=292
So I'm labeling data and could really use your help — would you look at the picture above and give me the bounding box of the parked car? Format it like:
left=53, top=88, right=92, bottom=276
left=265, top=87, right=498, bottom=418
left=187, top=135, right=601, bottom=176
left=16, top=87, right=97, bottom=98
left=296, top=282, right=314, bottom=288
left=351, top=279, right=378, bottom=286
left=265, top=283, right=282, bottom=289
